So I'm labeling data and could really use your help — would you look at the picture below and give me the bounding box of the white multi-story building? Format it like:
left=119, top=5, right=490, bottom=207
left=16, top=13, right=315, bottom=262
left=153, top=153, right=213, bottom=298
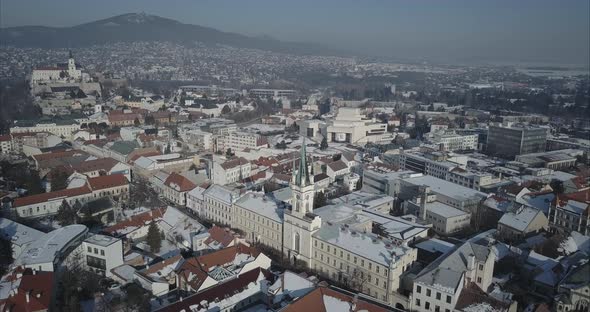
left=13, top=174, right=129, bottom=218
left=219, top=131, right=267, bottom=152
left=184, top=130, right=214, bottom=150
left=10, top=120, right=80, bottom=140
left=82, top=234, right=124, bottom=277
left=234, top=193, right=285, bottom=251
left=429, top=133, right=478, bottom=151
left=202, top=184, right=241, bottom=225
left=249, top=89, right=296, bottom=97
left=412, top=238, right=496, bottom=312
left=212, top=157, right=252, bottom=185
left=326, top=107, right=392, bottom=145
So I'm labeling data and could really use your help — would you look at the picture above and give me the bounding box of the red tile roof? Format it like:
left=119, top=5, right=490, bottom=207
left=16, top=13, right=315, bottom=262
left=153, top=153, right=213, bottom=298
left=13, top=185, right=91, bottom=207
left=87, top=174, right=128, bottom=190
left=455, top=282, right=511, bottom=312
left=103, top=207, right=166, bottom=236
left=175, top=257, right=209, bottom=291
left=196, top=244, right=259, bottom=272
left=139, top=254, right=184, bottom=280
left=204, top=226, right=237, bottom=248
left=159, top=268, right=270, bottom=312
left=282, top=286, right=391, bottom=312
left=32, top=150, right=87, bottom=162
left=71, top=158, right=119, bottom=173
left=164, top=173, right=196, bottom=192
left=0, top=270, right=53, bottom=312
left=219, top=157, right=250, bottom=170
left=0, top=135, right=10, bottom=142
left=129, top=151, right=161, bottom=164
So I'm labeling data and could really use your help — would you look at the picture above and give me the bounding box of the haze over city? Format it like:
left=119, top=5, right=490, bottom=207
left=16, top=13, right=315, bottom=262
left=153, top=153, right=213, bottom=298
left=0, top=1, right=589, bottom=312
left=2, top=0, right=589, bottom=65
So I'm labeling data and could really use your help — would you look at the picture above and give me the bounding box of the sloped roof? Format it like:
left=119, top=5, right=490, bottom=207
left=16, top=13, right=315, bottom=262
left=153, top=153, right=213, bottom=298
left=196, top=244, right=260, bottom=272
left=71, top=157, right=119, bottom=173
left=157, top=268, right=270, bottom=312
left=13, top=185, right=91, bottom=207
left=498, top=206, right=545, bottom=232
left=0, top=270, right=54, bottom=312
left=103, top=207, right=165, bottom=236
left=164, top=173, right=196, bottom=192
left=282, top=286, right=390, bottom=312
left=219, top=157, right=250, bottom=170
left=455, top=282, right=511, bottom=312
left=87, top=174, right=128, bottom=190
left=204, top=226, right=237, bottom=248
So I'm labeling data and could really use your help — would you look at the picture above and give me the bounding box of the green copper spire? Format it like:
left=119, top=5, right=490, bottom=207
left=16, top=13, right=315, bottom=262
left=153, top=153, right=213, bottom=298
left=296, top=139, right=310, bottom=186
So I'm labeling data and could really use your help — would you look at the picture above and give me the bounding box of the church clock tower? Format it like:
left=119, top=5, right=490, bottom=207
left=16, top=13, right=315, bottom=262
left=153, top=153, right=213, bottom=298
left=283, top=140, right=322, bottom=268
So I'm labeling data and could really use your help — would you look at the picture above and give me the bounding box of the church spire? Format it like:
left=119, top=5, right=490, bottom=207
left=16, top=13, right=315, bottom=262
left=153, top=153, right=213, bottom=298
left=296, top=139, right=310, bottom=187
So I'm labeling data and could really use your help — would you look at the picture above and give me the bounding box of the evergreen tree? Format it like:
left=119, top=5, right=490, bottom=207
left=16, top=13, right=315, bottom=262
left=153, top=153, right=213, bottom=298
left=134, top=117, right=140, bottom=127
left=221, top=105, right=231, bottom=114
left=57, top=199, right=76, bottom=226
left=0, top=237, right=12, bottom=276
left=51, top=170, right=70, bottom=191
left=313, top=191, right=327, bottom=209
left=146, top=222, right=162, bottom=252
left=320, top=137, right=328, bottom=150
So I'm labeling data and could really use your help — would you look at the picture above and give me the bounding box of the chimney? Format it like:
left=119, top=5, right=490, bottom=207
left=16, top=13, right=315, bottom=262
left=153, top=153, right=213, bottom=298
left=281, top=273, right=285, bottom=291
left=467, top=254, right=476, bottom=271
left=351, top=294, right=359, bottom=312
left=26, top=291, right=31, bottom=303
left=419, top=185, right=429, bottom=220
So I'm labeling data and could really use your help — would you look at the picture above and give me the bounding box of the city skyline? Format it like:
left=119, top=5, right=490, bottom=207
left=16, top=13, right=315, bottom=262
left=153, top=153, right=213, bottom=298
left=1, top=0, right=589, bottom=66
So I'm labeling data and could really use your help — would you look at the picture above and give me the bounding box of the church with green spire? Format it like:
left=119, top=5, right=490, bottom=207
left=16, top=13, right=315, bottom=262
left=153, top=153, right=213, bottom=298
left=284, top=140, right=322, bottom=266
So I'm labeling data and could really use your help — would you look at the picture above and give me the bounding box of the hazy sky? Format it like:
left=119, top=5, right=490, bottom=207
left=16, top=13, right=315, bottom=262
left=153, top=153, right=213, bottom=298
left=1, top=0, right=589, bottom=66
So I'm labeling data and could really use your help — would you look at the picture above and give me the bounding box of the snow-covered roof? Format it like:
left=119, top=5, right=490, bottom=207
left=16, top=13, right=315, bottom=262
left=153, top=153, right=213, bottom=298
left=415, top=238, right=456, bottom=254
left=415, top=240, right=493, bottom=293
left=235, top=193, right=284, bottom=222
left=426, top=201, right=470, bottom=218
left=203, top=184, right=237, bottom=205
left=498, top=206, right=544, bottom=232
left=0, top=218, right=44, bottom=248
left=313, top=223, right=410, bottom=266
left=403, top=175, right=487, bottom=201
left=16, top=224, right=88, bottom=267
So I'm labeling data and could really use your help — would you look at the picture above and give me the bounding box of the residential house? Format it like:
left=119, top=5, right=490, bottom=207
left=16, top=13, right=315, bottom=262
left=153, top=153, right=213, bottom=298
left=497, top=206, right=549, bottom=241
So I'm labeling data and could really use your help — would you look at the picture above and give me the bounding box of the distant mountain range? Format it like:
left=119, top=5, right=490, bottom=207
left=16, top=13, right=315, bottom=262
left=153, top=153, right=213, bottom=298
left=0, top=13, right=345, bottom=56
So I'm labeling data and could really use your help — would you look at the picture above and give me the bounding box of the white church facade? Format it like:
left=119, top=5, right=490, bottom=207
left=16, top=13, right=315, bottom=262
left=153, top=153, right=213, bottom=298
left=31, top=51, right=85, bottom=85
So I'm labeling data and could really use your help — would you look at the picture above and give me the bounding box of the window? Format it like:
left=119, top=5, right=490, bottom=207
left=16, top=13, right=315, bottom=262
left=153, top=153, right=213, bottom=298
left=425, top=302, right=430, bottom=309
left=100, top=250, right=105, bottom=256
left=415, top=299, right=421, bottom=307
left=416, top=285, right=421, bottom=293
left=477, top=277, right=482, bottom=283
left=446, top=295, right=451, bottom=304
left=87, top=246, right=92, bottom=252
left=436, top=292, right=441, bottom=300
left=426, top=289, right=431, bottom=297
left=479, top=264, right=483, bottom=270
left=435, top=306, right=440, bottom=312
left=94, top=248, right=98, bottom=254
